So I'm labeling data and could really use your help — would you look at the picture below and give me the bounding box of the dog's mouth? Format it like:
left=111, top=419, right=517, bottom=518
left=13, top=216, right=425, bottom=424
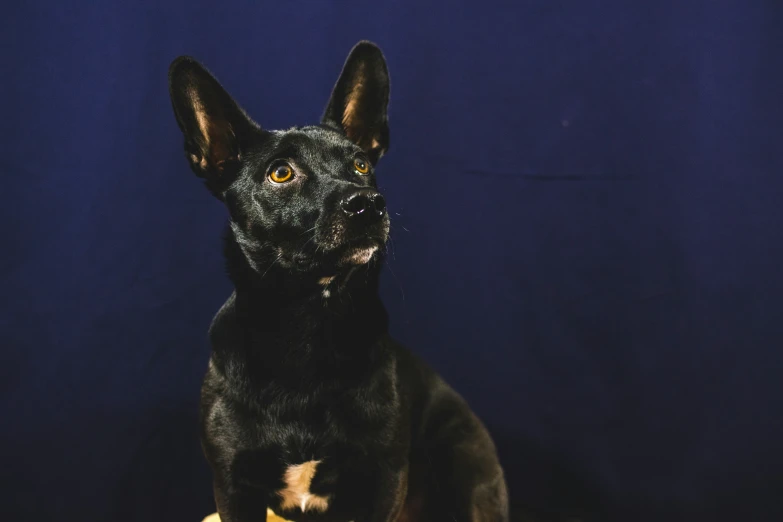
left=338, top=237, right=382, bottom=266
left=313, top=217, right=389, bottom=268
left=286, top=233, right=386, bottom=274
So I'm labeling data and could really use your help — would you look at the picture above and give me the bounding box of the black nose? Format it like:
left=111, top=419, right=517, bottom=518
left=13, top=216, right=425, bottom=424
left=341, top=190, right=386, bottom=220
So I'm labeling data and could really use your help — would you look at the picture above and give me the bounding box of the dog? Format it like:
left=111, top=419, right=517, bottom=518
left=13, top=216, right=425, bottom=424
left=168, top=41, right=509, bottom=522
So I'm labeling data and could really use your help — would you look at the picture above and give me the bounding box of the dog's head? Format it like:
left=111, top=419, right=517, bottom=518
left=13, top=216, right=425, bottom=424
left=168, top=42, right=390, bottom=278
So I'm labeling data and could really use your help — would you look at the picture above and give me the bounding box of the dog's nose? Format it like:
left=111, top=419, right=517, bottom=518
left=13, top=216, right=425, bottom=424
left=340, top=190, right=386, bottom=221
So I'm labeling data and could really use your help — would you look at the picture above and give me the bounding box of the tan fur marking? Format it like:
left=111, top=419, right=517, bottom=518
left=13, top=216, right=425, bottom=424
left=319, top=276, right=335, bottom=286
left=341, top=245, right=378, bottom=265
left=277, top=460, right=330, bottom=513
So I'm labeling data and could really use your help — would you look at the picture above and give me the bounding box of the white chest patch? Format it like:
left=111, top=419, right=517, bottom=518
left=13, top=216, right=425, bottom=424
left=277, top=460, right=330, bottom=513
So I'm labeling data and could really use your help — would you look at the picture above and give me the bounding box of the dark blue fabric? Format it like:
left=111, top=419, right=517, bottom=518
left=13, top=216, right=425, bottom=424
left=3, top=1, right=783, bottom=521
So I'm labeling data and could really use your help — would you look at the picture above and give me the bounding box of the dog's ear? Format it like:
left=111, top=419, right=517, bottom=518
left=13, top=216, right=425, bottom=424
left=322, top=41, right=390, bottom=164
left=168, top=56, right=260, bottom=187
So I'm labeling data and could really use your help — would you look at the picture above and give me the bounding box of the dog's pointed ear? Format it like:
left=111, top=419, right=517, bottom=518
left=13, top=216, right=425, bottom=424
left=322, top=41, right=390, bottom=164
left=168, top=56, right=259, bottom=185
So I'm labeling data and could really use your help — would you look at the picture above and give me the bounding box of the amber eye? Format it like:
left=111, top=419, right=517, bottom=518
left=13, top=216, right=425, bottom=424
left=269, top=164, right=293, bottom=183
left=354, top=157, right=370, bottom=175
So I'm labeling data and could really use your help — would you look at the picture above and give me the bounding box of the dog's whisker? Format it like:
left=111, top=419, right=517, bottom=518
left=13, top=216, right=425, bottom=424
left=299, top=235, right=317, bottom=253
left=299, top=225, right=319, bottom=237
left=259, top=252, right=284, bottom=280
left=384, top=258, right=405, bottom=303
left=383, top=240, right=394, bottom=261
left=392, top=219, right=410, bottom=231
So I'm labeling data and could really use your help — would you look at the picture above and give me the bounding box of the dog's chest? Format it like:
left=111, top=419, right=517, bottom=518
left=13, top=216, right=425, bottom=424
left=203, top=360, right=398, bottom=516
left=222, top=411, right=351, bottom=515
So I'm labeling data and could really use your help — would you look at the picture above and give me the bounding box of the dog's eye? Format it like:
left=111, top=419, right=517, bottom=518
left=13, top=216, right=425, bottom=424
left=354, top=158, right=370, bottom=175
left=269, top=165, right=293, bottom=183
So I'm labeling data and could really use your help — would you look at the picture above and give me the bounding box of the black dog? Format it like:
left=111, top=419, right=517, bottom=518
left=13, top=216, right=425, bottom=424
left=168, top=41, right=509, bottom=522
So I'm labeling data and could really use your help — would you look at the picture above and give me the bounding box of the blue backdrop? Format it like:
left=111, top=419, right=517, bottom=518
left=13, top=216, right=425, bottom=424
left=3, top=1, right=783, bottom=521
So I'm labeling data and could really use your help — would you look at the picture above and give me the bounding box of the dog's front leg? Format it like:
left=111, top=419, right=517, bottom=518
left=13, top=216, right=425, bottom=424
left=361, top=465, right=409, bottom=522
left=213, top=479, right=268, bottom=522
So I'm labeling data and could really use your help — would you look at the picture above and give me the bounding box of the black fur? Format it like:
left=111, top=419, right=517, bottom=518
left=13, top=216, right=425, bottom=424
left=168, top=41, right=509, bottom=522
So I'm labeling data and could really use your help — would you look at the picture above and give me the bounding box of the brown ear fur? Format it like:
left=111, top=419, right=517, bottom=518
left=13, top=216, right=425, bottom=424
left=322, top=41, right=390, bottom=164
left=168, top=56, right=259, bottom=185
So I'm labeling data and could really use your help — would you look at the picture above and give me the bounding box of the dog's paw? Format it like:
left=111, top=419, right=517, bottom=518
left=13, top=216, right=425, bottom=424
left=201, top=509, right=292, bottom=522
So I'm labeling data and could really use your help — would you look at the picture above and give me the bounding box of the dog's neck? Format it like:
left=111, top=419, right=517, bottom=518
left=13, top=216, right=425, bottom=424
left=209, top=231, right=390, bottom=387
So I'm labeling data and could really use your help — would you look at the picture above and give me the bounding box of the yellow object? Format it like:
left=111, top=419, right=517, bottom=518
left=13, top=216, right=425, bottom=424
left=202, top=509, right=292, bottom=522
